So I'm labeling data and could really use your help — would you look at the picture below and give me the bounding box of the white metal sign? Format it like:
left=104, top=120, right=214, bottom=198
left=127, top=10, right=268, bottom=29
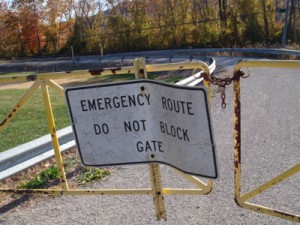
left=65, top=79, right=217, bottom=178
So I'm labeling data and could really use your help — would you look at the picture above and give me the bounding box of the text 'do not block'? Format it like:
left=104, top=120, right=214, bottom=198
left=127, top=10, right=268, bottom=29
left=65, top=79, right=217, bottom=178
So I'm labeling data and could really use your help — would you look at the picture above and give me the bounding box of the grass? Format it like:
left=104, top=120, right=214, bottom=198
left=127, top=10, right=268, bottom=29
left=17, top=161, right=111, bottom=189
left=77, top=167, right=111, bottom=185
left=90, top=73, right=135, bottom=83
left=0, top=71, right=34, bottom=75
left=83, top=72, right=184, bottom=84
left=18, top=165, right=59, bottom=189
left=0, top=71, right=186, bottom=189
left=0, top=71, right=187, bottom=152
left=0, top=88, right=70, bottom=152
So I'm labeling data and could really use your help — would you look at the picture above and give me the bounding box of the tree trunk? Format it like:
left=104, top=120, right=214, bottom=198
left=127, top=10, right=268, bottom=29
left=282, top=0, right=290, bottom=47
left=261, top=0, right=270, bottom=44
left=218, top=0, right=227, bottom=27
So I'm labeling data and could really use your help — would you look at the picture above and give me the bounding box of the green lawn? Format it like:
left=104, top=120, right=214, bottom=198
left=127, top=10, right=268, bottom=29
left=0, top=72, right=186, bottom=152
left=0, top=88, right=70, bottom=152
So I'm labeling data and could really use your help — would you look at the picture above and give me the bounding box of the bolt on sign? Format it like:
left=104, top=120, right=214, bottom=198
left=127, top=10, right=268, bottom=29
left=65, top=79, right=217, bottom=178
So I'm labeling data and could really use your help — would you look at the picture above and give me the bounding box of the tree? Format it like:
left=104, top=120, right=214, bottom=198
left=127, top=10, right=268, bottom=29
left=261, top=0, right=270, bottom=43
left=43, top=0, right=74, bottom=53
left=0, top=0, right=293, bottom=56
left=10, top=0, right=46, bottom=55
left=0, top=1, right=28, bottom=57
left=218, top=0, right=227, bottom=27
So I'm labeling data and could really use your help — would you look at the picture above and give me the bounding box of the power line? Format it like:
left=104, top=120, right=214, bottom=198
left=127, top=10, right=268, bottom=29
left=87, top=17, right=221, bottom=38
left=82, top=10, right=279, bottom=39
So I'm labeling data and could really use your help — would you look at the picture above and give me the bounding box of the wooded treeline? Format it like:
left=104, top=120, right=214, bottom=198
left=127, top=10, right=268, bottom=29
left=0, top=0, right=299, bottom=57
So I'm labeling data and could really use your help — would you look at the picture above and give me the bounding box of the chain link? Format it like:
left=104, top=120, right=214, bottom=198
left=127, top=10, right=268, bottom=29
left=210, top=76, right=233, bottom=87
left=221, top=90, right=226, bottom=109
left=201, top=71, right=246, bottom=109
left=211, top=75, right=232, bottom=109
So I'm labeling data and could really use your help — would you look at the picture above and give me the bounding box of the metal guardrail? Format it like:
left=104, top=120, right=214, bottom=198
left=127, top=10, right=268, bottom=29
left=1, top=48, right=298, bottom=74
left=106, top=48, right=300, bottom=58
left=0, top=127, right=75, bottom=181
left=0, top=54, right=212, bottom=74
left=0, top=57, right=216, bottom=181
left=187, top=48, right=300, bottom=57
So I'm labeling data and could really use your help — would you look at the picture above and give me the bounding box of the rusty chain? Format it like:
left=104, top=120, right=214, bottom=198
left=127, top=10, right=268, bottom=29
left=201, top=70, right=247, bottom=109
left=221, top=91, right=226, bottom=109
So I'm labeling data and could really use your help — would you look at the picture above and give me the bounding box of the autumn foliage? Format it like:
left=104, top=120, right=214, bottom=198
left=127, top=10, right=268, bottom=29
left=0, top=0, right=299, bottom=57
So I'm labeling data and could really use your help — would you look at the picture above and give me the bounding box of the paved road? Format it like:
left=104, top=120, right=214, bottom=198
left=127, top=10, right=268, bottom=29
left=0, top=57, right=299, bottom=225
left=0, top=53, right=212, bottom=74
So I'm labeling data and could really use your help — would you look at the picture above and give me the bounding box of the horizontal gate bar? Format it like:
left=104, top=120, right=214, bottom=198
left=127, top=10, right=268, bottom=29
left=0, top=188, right=209, bottom=196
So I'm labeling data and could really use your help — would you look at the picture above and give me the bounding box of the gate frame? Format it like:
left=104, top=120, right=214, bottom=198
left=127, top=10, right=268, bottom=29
left=0, top=59, right=214, bottom=221
left=233, top=60, right=300, bottom=223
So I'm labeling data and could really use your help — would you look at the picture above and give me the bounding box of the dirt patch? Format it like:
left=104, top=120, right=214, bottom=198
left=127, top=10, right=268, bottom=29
left=0, top=77, right=92, bottom=90
left=0, top=148, right=111, bottom=215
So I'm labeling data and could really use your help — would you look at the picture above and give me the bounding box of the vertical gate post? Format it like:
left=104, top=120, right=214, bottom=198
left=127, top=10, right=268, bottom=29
left=203, top=75, right=214, bottom=191
left=134, top=58, right=167, bottom=221
left=233, top=73, right=241, bottom=203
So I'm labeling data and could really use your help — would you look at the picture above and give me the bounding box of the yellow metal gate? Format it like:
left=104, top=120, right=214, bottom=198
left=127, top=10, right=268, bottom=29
left=232, top=60, right=300, bottom=223
left=1, top=58, right=299, bottom=223
left=0, top=59, right=214, bottom=221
